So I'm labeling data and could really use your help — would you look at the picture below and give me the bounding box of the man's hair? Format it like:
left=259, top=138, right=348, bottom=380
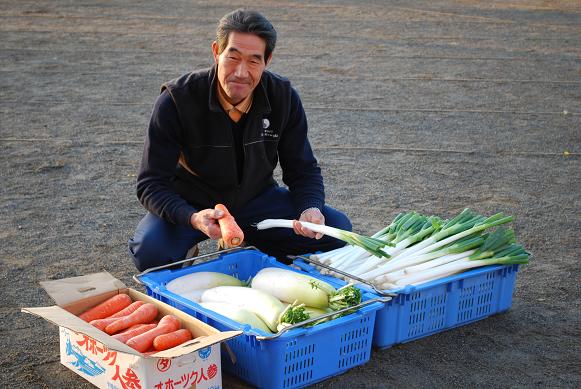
left=216, top=9, right=277, bottom=61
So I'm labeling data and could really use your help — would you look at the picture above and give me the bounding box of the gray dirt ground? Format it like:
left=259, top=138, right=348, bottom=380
left=1, top=0, right=580, bottom=388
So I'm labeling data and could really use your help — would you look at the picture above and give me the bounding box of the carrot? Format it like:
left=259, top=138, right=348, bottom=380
left=112, top=323, right=158, bottom=344
left=79, top=293, right=132, bottom=322
left=215, top=203, right=244, bottom=247
left=104, top=303, right=158, bottom=335
left=117, top=320, right=158, bottom=334
left=118, top=323, right=147, bottom=333
left=107, top=300, right=145, bottom=318
left=90, top=316, right=127, bottom=332
left=153, top=328, right=193, bottom=351
left=126, top=315, right=181, bottom=353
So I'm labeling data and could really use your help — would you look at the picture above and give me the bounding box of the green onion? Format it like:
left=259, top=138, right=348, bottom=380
left=328, top=284, right=362, bottom=311
left=390, top=211, right=513, bottom=264
left=394, top=244, right=529, bottom=286
left=278, top=301, right=309, bottom=326
left=466, top=227, right=515, bottom=261
left=375, top=234, right=487, bottom=277
left=256, top=219, right=393, bottom=258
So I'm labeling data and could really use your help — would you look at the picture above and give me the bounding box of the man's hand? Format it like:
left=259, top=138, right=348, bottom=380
left=293, top=208, right=325, bottom=239
left=190, top=209, right=224, bottom=239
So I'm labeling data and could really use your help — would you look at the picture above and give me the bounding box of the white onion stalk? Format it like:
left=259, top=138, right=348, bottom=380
left=395, top=253, right=529, bottom=286
left=322, top=247, right=362, bottom=268
left=315, top=245, right=352, bottom=263
left=408, top=270, right=464, bottom=286
left=361, top=249, right=459, bottom=279
left=347, top=256, right=386, bottom=277
left=403, top=250, right=475, bottom=274
left=376, top=269, right=407, bottom=283
left=324, top=251, right=375, bottom=279
left=395, top=260, right=475, bottom=286
left=256, top=219, right=391, bottom=258
left=378, top=281, right=398, bottom=290
left=359, top=233, right=488, bottom=281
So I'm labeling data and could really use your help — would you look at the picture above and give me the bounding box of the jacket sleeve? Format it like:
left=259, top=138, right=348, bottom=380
left=278, top=87, right=325, bottom=216
left=136, top=90, right=198, bottom=227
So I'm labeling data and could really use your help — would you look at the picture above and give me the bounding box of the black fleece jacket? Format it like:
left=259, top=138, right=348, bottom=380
left=136, top=66, right=324, bottom=228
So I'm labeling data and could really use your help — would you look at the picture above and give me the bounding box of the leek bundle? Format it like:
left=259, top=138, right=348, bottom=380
left=294, top=209, right=529, bottom=289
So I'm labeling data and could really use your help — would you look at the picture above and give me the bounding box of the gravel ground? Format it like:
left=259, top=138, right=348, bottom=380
left=1, top=0, right=580, bottom=388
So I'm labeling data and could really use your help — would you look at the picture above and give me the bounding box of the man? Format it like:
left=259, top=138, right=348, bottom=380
left=129, top=9, right=352, bottom=271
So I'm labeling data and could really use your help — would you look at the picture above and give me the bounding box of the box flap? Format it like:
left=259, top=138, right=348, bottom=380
left=40, top=272, right=126, bottom=306
left=21, top=306, right=139, bottom=355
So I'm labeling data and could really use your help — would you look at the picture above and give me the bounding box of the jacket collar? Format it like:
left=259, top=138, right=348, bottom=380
left=208, top=64, right=271, bottom=116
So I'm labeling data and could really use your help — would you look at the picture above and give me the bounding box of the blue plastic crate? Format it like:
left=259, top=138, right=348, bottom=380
left=293, top=259, right=519, bottom=349
left=137, top=249, right=383, bottom=389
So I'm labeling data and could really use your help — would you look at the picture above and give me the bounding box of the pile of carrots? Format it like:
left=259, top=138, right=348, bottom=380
left=78, top=293, right=194, bottom=353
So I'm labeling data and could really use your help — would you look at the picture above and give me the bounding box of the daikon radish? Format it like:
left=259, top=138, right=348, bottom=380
left=200, top=302, right=272, bottom=333
left=201, top=286, right=284, bottom=332
left=250, top=267, right=335, bottom=309
left=166, top=271, right=244, bottom=295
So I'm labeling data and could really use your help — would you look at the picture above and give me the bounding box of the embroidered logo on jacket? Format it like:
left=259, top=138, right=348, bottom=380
left=261, top=118, right=279, bottom=139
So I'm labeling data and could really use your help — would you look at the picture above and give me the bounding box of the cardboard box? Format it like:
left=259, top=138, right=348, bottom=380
left=23, top=272, right=241, bottom=389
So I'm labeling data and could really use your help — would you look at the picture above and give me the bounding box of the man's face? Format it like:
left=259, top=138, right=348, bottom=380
left=212, top=31, right=271, bottom=105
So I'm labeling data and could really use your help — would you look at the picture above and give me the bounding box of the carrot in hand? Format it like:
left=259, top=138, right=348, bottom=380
left=107, top=300, right=145, bottom=318
left=112, top=323, right=158, bottom=344
left=153, top=328, right=193, bottom=351
left=215, top=203, right=244, bottom=247
left=90, top=316, right=127, bottom=332
left=104, top=303, right=158, bottom=335
left=79, top=293, right=132, bottom=322
left=126, top=315, right=181, bottom=353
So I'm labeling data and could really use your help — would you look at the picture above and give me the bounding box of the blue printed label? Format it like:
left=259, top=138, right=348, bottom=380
left=65, top=334, right=106, bottom=377
left=198, top=346, right=212, bottom=360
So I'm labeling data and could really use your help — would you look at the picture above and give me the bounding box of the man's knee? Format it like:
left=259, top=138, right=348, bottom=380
left=128, top=231, right=166, bottom=272
left=128, top=213, right=197, bottom=272
left=323, top=207, right=352, bottom=232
